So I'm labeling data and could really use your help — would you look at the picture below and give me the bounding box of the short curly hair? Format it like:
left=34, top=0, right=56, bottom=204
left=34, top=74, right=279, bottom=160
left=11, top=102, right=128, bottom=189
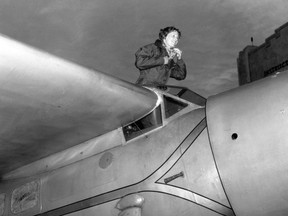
left=159, top=26, right=181, bottom=42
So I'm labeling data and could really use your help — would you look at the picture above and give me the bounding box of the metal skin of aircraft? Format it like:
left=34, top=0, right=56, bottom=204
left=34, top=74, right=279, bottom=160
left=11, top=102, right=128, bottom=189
left=0, top=35, right=288, bottom=216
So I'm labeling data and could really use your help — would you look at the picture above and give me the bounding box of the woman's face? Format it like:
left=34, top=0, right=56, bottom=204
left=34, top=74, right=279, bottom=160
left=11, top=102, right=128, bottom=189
left=163, top=31, right=179, bottom=48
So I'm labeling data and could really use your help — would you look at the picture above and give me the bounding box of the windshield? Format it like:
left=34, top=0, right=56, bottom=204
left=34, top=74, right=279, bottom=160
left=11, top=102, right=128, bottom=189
left=165, top=85, right=206, bottom=106
left=163, top=95, right=188, bottom=118
left=123, top=105, right=162, bottom=141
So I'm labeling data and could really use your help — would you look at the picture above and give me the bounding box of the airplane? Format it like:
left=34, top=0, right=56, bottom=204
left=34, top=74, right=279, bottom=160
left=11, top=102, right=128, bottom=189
left=0, top=34, right=287, bottom=216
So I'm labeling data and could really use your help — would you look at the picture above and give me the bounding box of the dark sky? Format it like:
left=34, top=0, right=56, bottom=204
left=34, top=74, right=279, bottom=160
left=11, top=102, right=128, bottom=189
left=0, top=0, right=287, bottom=97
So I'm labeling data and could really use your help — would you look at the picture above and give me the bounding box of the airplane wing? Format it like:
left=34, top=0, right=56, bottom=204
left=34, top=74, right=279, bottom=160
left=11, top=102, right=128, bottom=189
left=0, top=35, right=158, bottom=177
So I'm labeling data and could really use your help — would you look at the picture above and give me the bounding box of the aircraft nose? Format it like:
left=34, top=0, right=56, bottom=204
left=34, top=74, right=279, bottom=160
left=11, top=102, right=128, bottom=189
left=206, top=71, right=288, bottom=216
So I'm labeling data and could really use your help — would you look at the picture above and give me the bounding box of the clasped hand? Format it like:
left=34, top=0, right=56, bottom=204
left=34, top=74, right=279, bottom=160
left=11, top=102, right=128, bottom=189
left=164, top=48, right=182, bottom=64
left=169, top=48, right=182, bottom=60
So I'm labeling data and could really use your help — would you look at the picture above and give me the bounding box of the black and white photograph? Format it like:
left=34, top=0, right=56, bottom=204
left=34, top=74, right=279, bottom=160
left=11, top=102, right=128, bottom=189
left=0, top=0, right=288, bottom=215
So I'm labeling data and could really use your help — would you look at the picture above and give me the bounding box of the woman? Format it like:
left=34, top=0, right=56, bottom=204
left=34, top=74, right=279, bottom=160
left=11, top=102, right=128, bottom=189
left=135, top=26, right=187, bottom=87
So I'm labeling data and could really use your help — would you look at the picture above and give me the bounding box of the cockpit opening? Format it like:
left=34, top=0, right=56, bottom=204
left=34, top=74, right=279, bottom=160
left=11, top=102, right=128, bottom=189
left=123, top=85, right=205, bottom=142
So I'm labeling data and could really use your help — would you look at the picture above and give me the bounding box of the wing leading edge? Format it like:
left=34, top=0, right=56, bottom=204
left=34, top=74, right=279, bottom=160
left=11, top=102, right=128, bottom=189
left=0, top=35, right=158, bottom=177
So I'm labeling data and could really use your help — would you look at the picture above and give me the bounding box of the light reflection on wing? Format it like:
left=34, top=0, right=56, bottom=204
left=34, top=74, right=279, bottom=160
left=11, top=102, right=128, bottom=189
left=0, top=35, right=158, bottom=176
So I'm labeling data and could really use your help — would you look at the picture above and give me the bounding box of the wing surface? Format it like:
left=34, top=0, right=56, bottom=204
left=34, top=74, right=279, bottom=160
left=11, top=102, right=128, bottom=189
left=0, top=35, right=158, bottom=176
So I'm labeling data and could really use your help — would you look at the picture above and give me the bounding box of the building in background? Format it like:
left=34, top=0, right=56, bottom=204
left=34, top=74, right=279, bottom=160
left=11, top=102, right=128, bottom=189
left=237, top=22, right=288, bottom=85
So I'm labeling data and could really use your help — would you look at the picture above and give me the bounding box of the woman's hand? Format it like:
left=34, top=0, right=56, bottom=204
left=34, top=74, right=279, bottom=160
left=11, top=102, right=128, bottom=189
left=172, top=48, right=182, bottom=59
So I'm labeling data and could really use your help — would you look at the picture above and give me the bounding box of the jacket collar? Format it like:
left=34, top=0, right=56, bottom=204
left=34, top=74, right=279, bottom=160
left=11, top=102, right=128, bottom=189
left=154, top=39, right=164, bottom=48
